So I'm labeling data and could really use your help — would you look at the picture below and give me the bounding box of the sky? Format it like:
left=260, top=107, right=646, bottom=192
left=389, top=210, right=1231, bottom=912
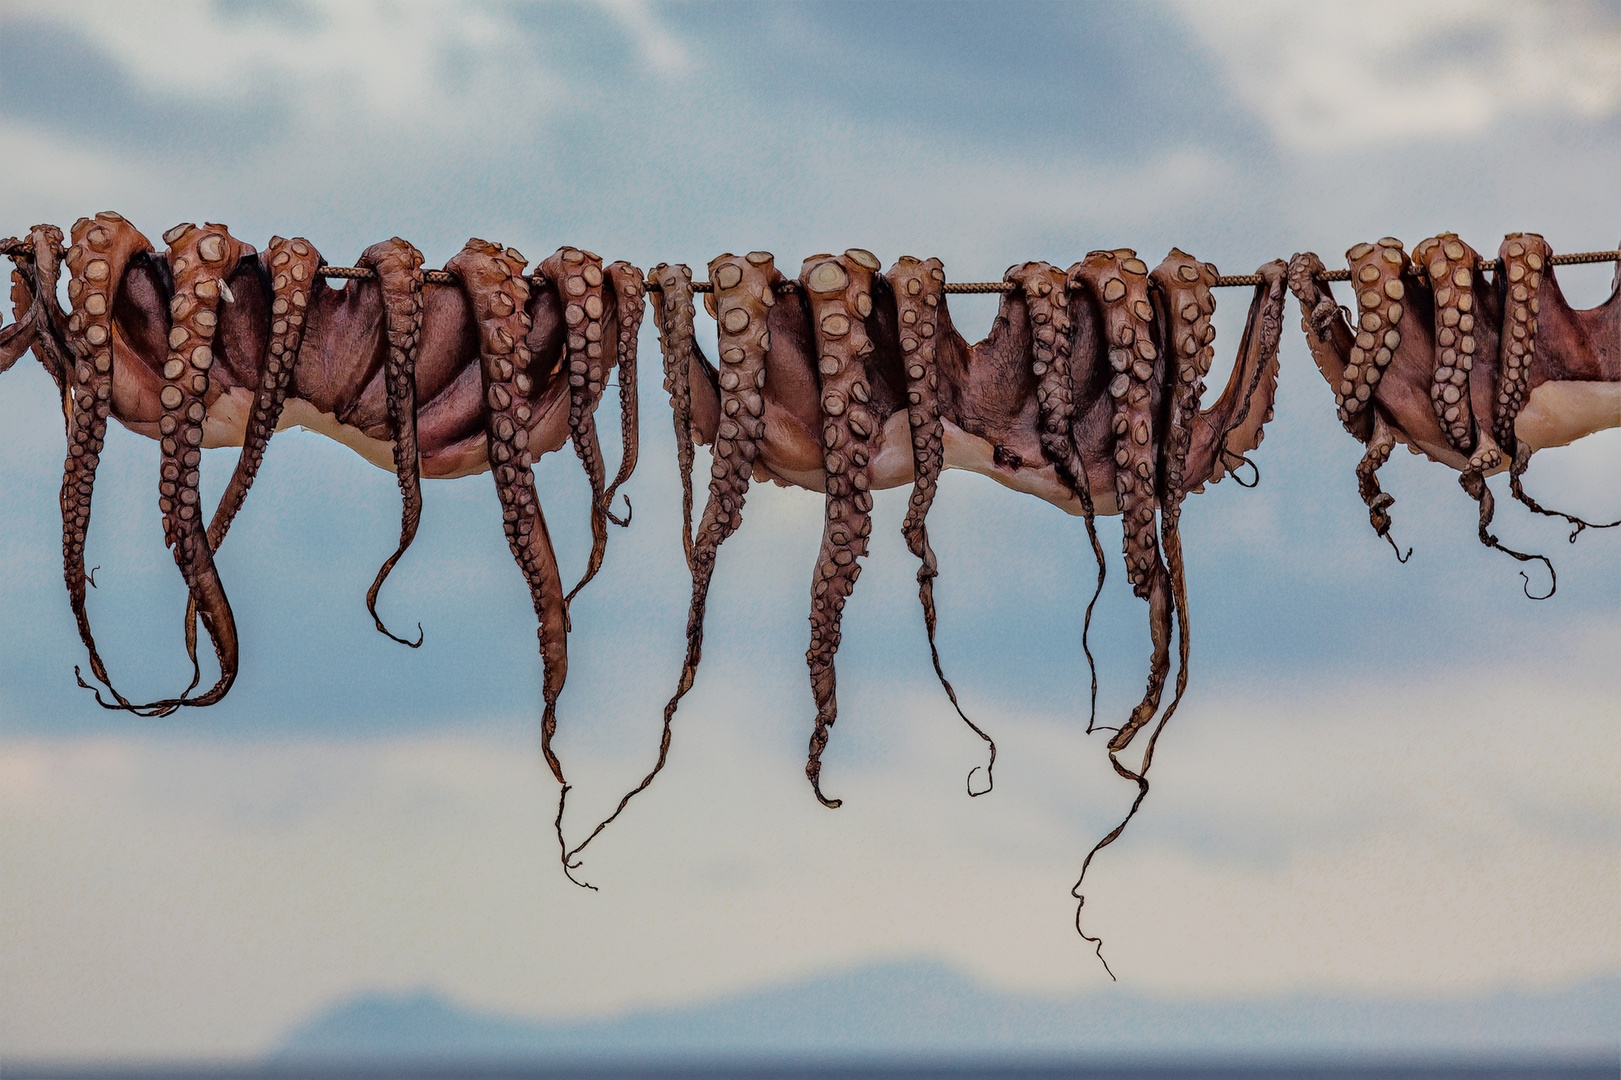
left=1, top=0, right=1618, bottom=1062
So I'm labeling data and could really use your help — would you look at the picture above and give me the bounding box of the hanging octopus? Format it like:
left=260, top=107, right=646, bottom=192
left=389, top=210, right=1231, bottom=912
left=0, top=215, right=643, bottom=839
left=1287, top=236, right=1620, bottom=593
left=567, top=246, right=1288, bottom=963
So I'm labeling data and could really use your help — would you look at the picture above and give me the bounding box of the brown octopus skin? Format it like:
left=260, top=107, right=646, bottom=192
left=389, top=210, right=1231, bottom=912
left=1287, top=237, right=1619, bottom=579
left=3, top=215, right=642, bottom=737
left=564, top=246, right=1286, bottom=873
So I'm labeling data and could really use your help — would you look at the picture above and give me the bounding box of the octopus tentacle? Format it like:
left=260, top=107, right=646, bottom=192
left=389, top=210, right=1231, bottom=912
left=652, top=263, right=699, bottom=569
left=55, top=216, right=154, bottom=710
left=1204, top=262, right=1287, bottom=477
left=0, top=308, right=38, bottom=375
left=105, top=222, right=251, bottom=716
left=542, top=247, right=616, bottom=608
left=204, top=237, right=324, bottom=550
left=358, top=238, right=427, bottom=647
left=1312, top=243, right=1413, bottom=557
left=445, top=239, right=573, bottom=837
left=1337, top=239, right=1410, bottom=439
left=1149, top=250, right=1219, bottom=728
left=1414, top=233, right=1554, bottom=586
left=1007, top=260, right=1109, bottom=732
left=1411, top=234, right=1478, bottom=454
left=802, top=249, right=883, bottom=808
left=1070, top=250, right=1172, bottom=754
left=890, top=256, right=997, bottom=794
left=2, top=250, right=39, bottom=376
left=565, top=254, right=772, bottom=868
left=1497, top=236, right=1620, bottom=539
left=601, top=261, right=644, bottom=526
left=1461, top=468, right=1555, bottom=599
left=182, top=236, right=326, bottom=675
left=1074, top=256, right=1290, bottom=969
left=17, top=224, right=74, bottom=401
left=1493, top=234, right=1545, bottom=451
left=1357, top=413, right=1410, bottom=561
left=1069, top=253, right=1221, bottom=971
left=1288, top=249, right=1413, bottom=550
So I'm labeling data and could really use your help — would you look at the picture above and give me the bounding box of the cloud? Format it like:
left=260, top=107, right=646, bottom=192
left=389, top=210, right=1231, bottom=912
left=3, top=0, right=564, bottom=129
left=2, top=665, right=1616, bottom=1058
left=595, top=0, right=692, bottom=75
left=1173, top=0, right=1621, bottom=150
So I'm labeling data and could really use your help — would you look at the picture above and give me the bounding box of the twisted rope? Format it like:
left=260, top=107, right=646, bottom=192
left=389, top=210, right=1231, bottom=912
left=3, top=238, right=1615, bottom=292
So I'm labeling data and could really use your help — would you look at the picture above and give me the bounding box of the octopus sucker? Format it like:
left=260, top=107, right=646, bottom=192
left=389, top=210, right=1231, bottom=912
left=357, top=237, right=428, bottom=647
left=1288, top=235, right=1619, bottom=592
left=890, top=255, right=996, bottom=794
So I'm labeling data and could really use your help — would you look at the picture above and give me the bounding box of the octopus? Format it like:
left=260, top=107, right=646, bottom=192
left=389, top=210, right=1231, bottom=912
left=562, top=246, right=1289, bottom=969
left=0, top=215, right=643, bottom=839
left=1287, top=236, right=1620, bottom=593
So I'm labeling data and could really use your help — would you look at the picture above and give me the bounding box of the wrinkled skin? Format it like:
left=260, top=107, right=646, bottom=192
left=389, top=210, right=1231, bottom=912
left=2, top=216, right=642, bottom=857
left=569, top=246, right=1288, bottom=959
left=1288, top=236, right=1620, bottom=591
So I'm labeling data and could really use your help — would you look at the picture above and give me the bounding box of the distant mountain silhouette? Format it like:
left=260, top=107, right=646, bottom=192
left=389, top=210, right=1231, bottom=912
left=277, top=958, right=1619, bottom=1062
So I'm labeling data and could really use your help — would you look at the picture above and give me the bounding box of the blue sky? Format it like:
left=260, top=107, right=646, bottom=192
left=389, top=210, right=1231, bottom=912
left=1, top=0, right=1618, bottom=1061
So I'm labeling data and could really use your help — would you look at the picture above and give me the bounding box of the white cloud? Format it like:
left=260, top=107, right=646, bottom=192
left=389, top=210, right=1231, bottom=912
left=7, top=0, right=565, bottom=133
left=2, top=667, right=1616, bottom=1059
left=595, top=0, right=692, bottom=75
left=1173, top=0, right=1621, bottom=150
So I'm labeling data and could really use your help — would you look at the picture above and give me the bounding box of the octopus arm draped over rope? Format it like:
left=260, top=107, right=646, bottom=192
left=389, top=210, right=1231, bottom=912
left=568, top=246, right=1290, bottom=959
left=1287, top=236, right=1620, bottom=593
left=1, top=216, right=642, bottom=864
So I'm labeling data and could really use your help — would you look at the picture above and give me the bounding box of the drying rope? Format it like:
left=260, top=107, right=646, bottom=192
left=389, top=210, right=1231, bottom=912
left=3, top=239, right=1615, bottom=292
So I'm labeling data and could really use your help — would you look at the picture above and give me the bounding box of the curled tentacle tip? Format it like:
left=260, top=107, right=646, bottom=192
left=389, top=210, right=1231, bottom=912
left=1382, top=533, right=1413, bottom=564
left=1520, top=566, right=1556, bottom=601
left=372, top=614, right=425, bottom=648
left=86, top=566, right=99, bottom=589
left=810, top=781, right=843, bottom=810
left=607, top=494, right=633, bottom=528
left=966, top=764, right=994, bottom=798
